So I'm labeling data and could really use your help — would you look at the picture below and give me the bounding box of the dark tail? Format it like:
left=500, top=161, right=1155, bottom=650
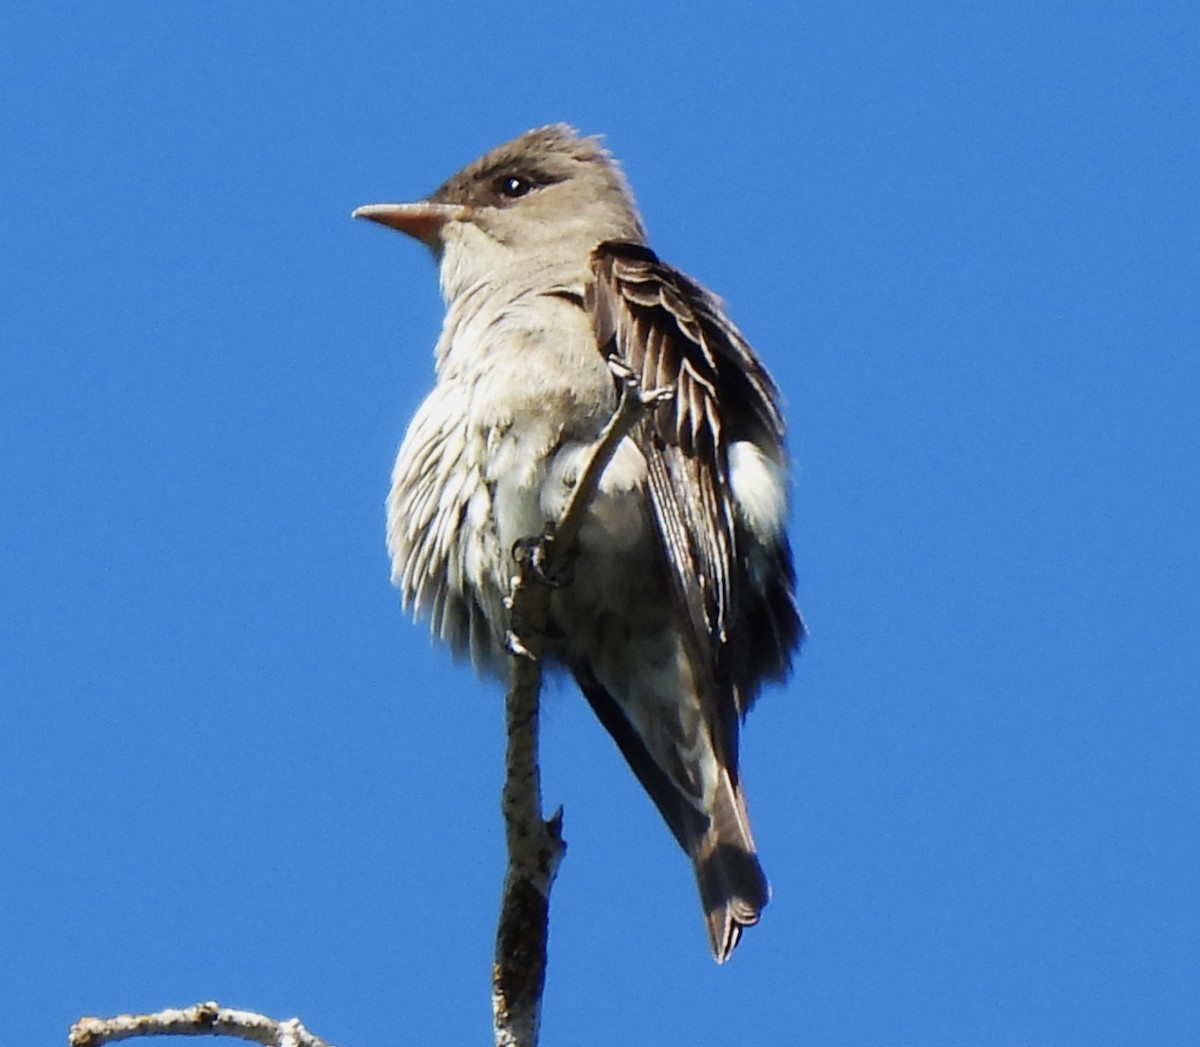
left=574, top=668, right=769, bottom=961
left=688, top=767, right=770, bottom=962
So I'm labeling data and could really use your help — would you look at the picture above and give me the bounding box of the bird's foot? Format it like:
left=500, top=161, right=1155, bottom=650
left=512, top=533, right=575, bottom=589
left=606, top=355, right=675, bottom=408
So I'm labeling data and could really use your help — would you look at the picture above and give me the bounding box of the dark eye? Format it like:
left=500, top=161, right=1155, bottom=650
left=497, top=175, right=532, bottom=199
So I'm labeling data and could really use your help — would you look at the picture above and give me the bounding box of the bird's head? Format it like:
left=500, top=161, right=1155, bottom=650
left=354, top=125, right=647, bottom=302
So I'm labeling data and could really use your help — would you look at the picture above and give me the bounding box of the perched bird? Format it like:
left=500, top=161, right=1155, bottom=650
left=354, top=125, right=803, bottom=961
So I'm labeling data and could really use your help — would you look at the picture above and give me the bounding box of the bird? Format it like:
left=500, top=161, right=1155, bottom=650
left=353, top=125, right=803, bottom=961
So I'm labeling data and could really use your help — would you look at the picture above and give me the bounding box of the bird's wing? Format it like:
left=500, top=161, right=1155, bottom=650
left=584, top=242, right=795, bottom=958
left=585, top=241, right=793, bottom=723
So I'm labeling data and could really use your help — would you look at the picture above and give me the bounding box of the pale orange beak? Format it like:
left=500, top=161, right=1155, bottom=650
left=351, top=202, right=469, bottom=245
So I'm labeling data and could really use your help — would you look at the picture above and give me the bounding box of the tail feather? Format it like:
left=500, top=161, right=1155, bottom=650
left=689, top=769, right=769, bottom=962
left=574, top=668, right=769, bottom=960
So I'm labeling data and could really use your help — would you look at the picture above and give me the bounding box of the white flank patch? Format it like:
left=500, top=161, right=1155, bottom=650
left=728, top=441, right=787, bottom=541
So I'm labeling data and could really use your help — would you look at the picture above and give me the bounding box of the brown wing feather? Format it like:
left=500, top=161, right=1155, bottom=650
left=586, top=241, right=799, bottom=717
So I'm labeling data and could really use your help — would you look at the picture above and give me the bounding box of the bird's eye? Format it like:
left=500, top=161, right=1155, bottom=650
left=497, top=175, right=532, bottom=199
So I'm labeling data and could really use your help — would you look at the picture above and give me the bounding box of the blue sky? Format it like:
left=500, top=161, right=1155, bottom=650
left=3, top=3, right=1197, bottom=1045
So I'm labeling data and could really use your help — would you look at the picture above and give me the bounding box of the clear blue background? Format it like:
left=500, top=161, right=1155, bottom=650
left=3, top=3, right=1197, bottom=1045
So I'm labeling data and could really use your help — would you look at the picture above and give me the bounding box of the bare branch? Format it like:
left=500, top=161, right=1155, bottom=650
left=69, top=1003, right=334, bottom=1047
left=491, top=363, right=666, bottom=1047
